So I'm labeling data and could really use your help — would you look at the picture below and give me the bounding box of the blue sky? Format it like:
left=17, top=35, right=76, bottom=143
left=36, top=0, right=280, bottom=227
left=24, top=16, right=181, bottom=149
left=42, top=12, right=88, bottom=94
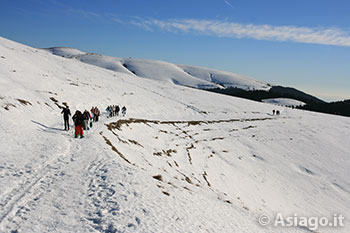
left=1, top=0, right=350, bottom=101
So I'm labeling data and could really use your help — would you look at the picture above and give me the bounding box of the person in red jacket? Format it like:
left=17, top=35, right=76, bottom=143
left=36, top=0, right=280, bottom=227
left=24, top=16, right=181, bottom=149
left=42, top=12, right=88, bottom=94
left=72, top=110, right=85, bottom=138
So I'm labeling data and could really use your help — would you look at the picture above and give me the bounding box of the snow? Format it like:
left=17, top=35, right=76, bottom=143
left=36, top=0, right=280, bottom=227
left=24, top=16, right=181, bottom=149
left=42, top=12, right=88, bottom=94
left=1, top=36, right=350, bottom=233
left=42, top=47, right=86, bottom=58
left=43, top=48, right=272, bottom=91
left=262, top=98, right=306, bottom=107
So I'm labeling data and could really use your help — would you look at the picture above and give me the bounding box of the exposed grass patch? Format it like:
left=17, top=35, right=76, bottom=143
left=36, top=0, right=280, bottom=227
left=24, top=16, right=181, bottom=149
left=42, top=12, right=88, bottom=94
left=44, top=102, right=53, bottom=109
left=242, top=125, right=257, bottom=130
left=4, top=104, right=16, bottom=111
left=102, top=135, right=131, bottom=164
left=162, top=191, right=170, bottom=196
left=152, top=175, right=163, bottom=182
left=185, top=176, right=193, bottom=184
left=182, top=130, right=193, bottom=139
left=49, top=97, right=58, bottom=103
left=128, top=139, right=143, bottom=147
left=49, top=97, right=64, bottom=109
left=203, top=171, right=211, bottom=187
left=164, top=149, right=177, bottom=157
left=107, top=117, right=276, bottom=132
left=185, top=144, right=194, bottom=164
left=17, top=99, right=32, bottom=106
left=153, top=151, right=162, bottom=156
left=167, top=182, right=177, bottom=188
left=117, top=136, right=128, bottom=144
left=35, top=90, right=57, bottom=95
left=153, top=149, right=177, bottom=157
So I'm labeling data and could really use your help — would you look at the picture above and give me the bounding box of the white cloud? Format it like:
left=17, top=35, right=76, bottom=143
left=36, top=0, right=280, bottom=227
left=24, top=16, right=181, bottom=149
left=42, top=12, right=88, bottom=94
left=132, top=18, right=350, bottom=47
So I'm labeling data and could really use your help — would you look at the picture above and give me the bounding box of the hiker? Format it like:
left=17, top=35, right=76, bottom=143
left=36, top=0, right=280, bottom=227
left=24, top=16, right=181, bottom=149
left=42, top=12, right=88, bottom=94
left=110, top=105, right=114, bottom=118
left=91, top=107, right=98, bottom=122
left=72, top=110, right=85, bottom=138
left=272, top=109, right=275, bottom=115
left=94, top=107, right=100, bottom=122
left=89, top=108, right=94, bottom=128
left=90, top=107, right=95, bottom=122
left=121, top=106, right=126, bottom=117
left=106, top=106, right=111, bottom=118
left=116, top=105, right=120, bottom=116
left=61, top=106, right=71, bottom=131
left=276, top=110, right=280, bottom=115
left=83, top=110, right=91, bottom=130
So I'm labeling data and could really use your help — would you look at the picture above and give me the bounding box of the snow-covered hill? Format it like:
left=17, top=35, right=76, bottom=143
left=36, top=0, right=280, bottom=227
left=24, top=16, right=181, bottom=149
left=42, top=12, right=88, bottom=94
left=262, top=98, right=306, bottom=107
left=43, top=47, right=272, bottom=91
left=42, top=47, right=86, bottom=58
left=1, top=36, right=350, bottom=233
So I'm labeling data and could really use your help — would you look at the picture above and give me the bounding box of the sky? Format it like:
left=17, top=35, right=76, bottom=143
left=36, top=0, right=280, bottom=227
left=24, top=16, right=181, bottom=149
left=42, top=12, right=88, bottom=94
left=1, top=0, right=349, bottom=101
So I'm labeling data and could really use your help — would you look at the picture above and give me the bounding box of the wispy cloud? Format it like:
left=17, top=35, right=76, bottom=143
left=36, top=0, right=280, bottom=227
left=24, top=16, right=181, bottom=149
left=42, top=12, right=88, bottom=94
left=224, top=0, right=235, bottom=9
left=131, top=18, right=350, bottom=47
left=66, top=8, right=100, bottom=18
left=46, top=0, right=100, bottom=19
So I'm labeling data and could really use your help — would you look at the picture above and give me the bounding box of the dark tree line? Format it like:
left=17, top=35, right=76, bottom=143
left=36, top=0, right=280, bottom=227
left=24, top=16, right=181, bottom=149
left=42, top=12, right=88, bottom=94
left=297, top=100, right=350, bottom=117
left=206, top=86, right=350, bottom=117
left=206, top=86, right=323, bottom=105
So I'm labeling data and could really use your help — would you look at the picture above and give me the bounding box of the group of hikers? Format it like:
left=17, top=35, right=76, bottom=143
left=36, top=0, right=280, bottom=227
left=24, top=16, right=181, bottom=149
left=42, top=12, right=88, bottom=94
left=61, top=104, right=126, bottom=138
left=272, top=109, right=280, bottom=115
left=106, top=105, right=127, bottom=118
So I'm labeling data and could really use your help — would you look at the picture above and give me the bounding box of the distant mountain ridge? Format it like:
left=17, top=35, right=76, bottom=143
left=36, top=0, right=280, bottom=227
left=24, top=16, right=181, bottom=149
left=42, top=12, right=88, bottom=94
left=42, top=47, right=272, bottom=91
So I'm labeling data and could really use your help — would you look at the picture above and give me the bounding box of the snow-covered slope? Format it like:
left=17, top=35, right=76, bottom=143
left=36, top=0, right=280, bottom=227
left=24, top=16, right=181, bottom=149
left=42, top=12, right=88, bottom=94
left=42, top=47, right=86, bottom=58
left=43, top=47, right=272, bottom=90
left=262, top=98, right=306, bottom=107
left=1, top=36, right=350, bottom=233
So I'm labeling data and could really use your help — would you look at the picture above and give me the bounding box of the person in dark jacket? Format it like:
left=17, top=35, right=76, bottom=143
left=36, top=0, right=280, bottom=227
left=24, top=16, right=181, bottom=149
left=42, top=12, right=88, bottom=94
left=61, top=106, right=71, bottom=131
left=121, top=106, right=126, bottom=117
left=83, top=110, right=91, bottom=130
left=116, top=105, right=120, bottom=116
left=72, top=110, right=85, bottom=138
left=94, top=107, right=100, bottom=122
